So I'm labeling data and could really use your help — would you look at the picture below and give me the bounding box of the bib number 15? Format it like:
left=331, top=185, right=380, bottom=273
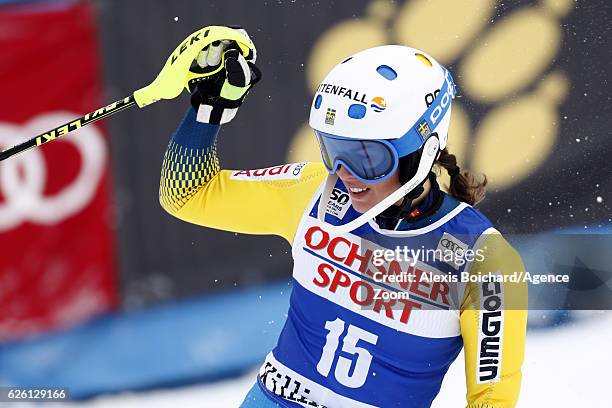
left=316, top=318, right=378, bottom=388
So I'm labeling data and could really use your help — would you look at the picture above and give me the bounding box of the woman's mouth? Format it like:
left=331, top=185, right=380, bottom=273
left=348, top=186, right=370, bottom=198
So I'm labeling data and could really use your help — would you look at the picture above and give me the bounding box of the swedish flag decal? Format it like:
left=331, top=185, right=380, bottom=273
left=325, top=108, right=336, bottom=125
left=416, top=119, right=431, bottom=139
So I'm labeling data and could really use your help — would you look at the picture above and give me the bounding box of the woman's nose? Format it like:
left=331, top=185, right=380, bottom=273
left=336, top=165, right=359, bottom=182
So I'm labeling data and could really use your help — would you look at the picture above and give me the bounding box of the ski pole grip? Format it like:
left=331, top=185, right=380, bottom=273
left=133, top=26, right=254, bottom=108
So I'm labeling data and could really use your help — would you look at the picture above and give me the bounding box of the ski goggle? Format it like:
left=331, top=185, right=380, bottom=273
left=313, top=67, right=456, bottom=183
left=315, top=131, right=400, bottom=183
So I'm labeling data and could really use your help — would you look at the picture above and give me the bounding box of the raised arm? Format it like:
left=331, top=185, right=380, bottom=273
left=158, top=30, right=326, bottom=243
left=460, top=232, right=528, bottom=408
left=159, top=108, right=326, bottom=243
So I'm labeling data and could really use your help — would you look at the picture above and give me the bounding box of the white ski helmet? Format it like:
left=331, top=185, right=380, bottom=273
left=309, top=45, right=456, bottom=234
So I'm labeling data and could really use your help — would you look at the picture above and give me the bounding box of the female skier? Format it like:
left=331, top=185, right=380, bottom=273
left=159, top=27, right=527, bottom=408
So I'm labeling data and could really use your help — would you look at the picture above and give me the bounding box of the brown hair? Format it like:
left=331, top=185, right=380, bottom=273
left=435, top=148, right=487, bottom=206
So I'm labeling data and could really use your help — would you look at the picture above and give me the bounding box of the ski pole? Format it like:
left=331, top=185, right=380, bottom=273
left=0, top=96, right=136, bottom=161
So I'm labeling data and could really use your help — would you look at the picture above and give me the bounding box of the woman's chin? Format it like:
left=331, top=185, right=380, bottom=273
left=350, top=200, right=373, bottom=214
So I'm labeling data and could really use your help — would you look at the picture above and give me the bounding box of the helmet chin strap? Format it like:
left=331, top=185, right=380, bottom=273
left=317, top=135, right=440, bottom=235
left=317, top=173, right=339, bottom=223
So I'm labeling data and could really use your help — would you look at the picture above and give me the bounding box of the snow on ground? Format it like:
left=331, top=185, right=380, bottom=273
left=13, top=312, right=611, bottom=407
left=434, top=311, right=610, bottom=407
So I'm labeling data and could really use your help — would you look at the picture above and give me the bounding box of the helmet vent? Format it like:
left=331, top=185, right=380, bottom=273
left=348, top=104, right=366, bottom=119
left=415, top=53, right=433, bottom=67
left=376, top=65, right=397, bottom=80
left=341, top=57, right=353, bottom=64
left=314, top=94, right=323, bottom=109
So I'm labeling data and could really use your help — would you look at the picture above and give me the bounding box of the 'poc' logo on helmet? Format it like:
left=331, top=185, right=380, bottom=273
left=429, top=70, right=456, bottom=125
left=415, top=69, right=455, bottom=140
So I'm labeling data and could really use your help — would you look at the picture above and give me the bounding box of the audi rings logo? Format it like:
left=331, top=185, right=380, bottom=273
left=0, top=112, right=107, bottom=232
left=439, top=238, right=460, bottom=252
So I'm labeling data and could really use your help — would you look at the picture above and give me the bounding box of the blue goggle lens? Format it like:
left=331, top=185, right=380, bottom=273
left=315, top=131, right=397, bottom=182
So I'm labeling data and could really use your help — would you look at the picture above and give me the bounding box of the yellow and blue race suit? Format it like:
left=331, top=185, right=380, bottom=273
left=159, top=109, right=527, bottom=408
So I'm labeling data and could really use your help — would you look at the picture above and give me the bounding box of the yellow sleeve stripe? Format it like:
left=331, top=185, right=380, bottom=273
left=461, top=233, right=528, bottom=408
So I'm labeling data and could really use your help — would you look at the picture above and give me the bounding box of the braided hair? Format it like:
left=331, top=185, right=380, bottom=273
left=435, top=148, right=487, bottom=206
